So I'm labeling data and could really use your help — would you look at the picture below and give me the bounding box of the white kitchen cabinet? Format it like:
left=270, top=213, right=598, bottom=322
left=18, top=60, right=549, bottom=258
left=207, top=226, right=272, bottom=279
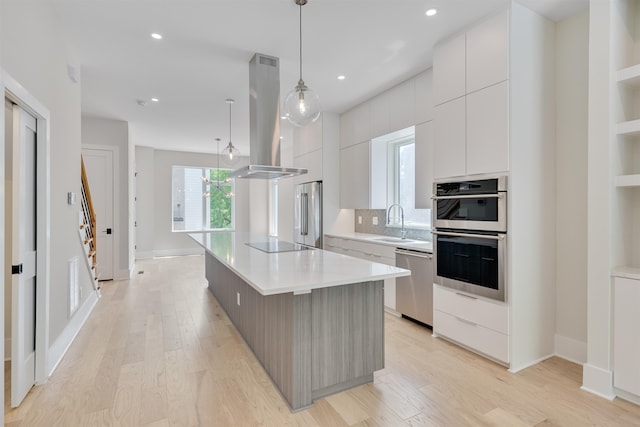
left=466, top=10, right=509, bottom=94
left=339, top=139, right=387, bottom=210
left=414, top=69, right=434, bottom=124
left=340, top=141, right=370, bottom=209
left=613, top=276, right=640, bottom=396
left=433, top=97, right=466, bottom=179
left=340, top=108, right=356, bottom=149
left=466, top=81, right=509, bottom=175
left=293, top=117, right=323, bottom=157
left=294, top=149, right=322, bottom=184
left=388, top=79, right=415, bottom=132
left=415, top=121, right=434, bottom=209
left=370, top=92, right=390, bottom=138
left=433, top=284, right=509, bottom=364
left=433, top=32, right=466, bottom=106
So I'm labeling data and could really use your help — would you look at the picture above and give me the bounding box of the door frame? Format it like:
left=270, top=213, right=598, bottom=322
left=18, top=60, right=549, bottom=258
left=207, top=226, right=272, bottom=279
left=81, top=144, right=119, bottom=281
left=0, top=69, right=52, bottom=404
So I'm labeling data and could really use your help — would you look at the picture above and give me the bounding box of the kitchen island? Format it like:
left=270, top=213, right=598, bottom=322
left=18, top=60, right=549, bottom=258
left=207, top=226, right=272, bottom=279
left=189, top=232, right=409, bottom=410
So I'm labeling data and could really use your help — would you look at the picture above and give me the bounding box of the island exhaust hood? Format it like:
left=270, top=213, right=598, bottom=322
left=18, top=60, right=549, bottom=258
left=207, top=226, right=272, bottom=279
left=228, top=53, right=308, bottom=180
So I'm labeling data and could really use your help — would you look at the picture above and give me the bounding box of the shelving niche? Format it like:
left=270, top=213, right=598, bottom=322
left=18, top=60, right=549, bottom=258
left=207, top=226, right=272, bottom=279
left=616, top=64, right=640, bottom=187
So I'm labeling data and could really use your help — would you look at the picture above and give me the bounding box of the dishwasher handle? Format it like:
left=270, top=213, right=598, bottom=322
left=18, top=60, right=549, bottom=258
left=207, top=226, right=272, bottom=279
left=395, top=248, right=433, bottom=259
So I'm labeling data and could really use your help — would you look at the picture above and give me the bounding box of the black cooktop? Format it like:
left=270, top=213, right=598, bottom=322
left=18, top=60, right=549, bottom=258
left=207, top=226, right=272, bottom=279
left=246, top=241, right=312, bottom=253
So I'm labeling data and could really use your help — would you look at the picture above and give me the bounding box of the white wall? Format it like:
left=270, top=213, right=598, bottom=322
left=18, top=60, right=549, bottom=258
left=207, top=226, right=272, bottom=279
left=81, top=116, right=133, bottom=278
left=554, top=10, right=589, bottom=363
left=1, top=0, right=95, bottom=372
left=134, top=147, right=250, bottom=257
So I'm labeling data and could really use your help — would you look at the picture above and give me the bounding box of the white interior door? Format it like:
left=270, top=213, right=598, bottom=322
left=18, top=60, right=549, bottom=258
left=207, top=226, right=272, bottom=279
left=82, top=148, right=114, bottom=281
left=10, top=104, right=37, bottom=408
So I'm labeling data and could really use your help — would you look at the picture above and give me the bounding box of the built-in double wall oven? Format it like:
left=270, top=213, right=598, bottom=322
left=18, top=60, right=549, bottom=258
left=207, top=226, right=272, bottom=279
left=432, top=175, right=507, bottom=302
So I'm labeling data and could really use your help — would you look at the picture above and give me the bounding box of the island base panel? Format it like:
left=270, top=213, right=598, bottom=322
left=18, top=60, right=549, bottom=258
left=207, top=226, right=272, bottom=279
left=205, top=252, right=384, bottom=410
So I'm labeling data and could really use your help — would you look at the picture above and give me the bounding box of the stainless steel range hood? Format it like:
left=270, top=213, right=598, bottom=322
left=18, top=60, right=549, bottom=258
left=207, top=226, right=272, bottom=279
left=228, top=53, right=308, bottom=180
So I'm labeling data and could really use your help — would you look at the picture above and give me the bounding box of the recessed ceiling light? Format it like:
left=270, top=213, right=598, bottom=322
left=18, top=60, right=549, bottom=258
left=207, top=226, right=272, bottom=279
left=151, top=33, right=163, bottom=40
left=426, top=9, right=437, bottom=17
left=337, top=75, right=346, bottom=80
left=151, top=98, right=159, bottom=102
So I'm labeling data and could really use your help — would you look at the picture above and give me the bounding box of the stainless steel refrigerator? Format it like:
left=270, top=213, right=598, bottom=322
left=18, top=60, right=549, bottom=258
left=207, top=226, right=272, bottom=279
left=294, top=181, right=323, bottom=249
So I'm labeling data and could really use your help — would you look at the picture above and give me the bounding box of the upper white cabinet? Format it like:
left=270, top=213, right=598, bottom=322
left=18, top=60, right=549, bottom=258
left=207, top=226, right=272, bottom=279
left=466, top=81, right=509, bottom=175
left=370, top=92, right=391, bottom=138
left=340, top=102, right=370, bottom=149
left=340, top=108, right=356, bottom=149
left=293, top=117, right=323, bottom=158
left=433, top=97, right=466, bottom=179
left=388, top=79, right=416, bottom=132
left=433, top=33, right=466, bottom=105
left=339, top=139, right=387, bottom=209
left=432, top=9, right=510, bottom=179
left=466, top=10, right=509, bottom=94
left=415, top=69, right=434, bottom=124
left=415, top=121, right=434, bottom=208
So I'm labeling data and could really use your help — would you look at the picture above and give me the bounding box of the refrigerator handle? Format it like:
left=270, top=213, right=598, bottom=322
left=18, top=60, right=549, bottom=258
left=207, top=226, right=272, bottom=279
left=302, top=193, right=309, bottom=236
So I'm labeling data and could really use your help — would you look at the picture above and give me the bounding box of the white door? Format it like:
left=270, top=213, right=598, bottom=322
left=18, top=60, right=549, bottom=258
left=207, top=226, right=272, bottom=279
left=81, top=148, right=114, bottom=281
left=10, top=104, right=37, bottom=407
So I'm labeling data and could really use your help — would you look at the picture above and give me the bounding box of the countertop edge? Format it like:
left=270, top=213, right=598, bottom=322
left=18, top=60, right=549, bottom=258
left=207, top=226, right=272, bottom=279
left=325, top=232, right=433, bottom=252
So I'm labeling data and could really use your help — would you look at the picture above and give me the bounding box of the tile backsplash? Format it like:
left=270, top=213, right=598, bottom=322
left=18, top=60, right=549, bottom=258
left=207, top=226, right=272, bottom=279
left=354, top=209, right=432, bottom=241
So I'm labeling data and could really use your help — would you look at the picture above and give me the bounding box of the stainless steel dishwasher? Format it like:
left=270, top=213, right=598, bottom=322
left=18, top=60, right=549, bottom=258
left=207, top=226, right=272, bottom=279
left=395, top=248, right=433, bottom=327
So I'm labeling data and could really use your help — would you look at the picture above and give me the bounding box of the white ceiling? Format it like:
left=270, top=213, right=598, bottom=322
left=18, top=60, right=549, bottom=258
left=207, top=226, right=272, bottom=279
left=51, top=0, right=588, bottom=155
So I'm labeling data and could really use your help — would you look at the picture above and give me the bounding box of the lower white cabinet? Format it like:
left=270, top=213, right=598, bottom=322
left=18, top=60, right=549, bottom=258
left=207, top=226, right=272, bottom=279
left=325, top=236, right=397, bottom=310
left=433, top=284, right=509, bottom=364
left=614, top=276, right=640, bottom=396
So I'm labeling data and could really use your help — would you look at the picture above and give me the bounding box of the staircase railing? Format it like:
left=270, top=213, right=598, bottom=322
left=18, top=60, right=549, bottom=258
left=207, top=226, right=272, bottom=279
left=80, top=156, right=100, bottom=291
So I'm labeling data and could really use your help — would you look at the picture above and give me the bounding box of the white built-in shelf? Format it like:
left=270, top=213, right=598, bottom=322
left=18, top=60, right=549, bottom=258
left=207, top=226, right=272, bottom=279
left=612, top=266, right=640, bottom=281
left=615, top=174, right=640, bottom=187
left=617, top=119, right=640, bottom=136
left=617, top=64, right=640, bottom=86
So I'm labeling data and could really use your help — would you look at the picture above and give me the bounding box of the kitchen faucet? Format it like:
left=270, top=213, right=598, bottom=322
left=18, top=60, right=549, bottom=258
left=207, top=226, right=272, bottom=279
left=386, top=204, right=406, bottom=239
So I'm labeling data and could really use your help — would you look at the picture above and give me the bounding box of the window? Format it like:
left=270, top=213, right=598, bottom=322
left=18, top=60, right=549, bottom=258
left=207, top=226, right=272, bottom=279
left=379, top=127, right=430, bottom=228
left=172, top=165, right=234, bottom=231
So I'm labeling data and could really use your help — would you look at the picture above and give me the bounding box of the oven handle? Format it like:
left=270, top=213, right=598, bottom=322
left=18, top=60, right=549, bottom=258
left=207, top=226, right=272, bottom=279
left=431, top=193, right=505, bottom=200
left=431, top=230, right=505, bottom=241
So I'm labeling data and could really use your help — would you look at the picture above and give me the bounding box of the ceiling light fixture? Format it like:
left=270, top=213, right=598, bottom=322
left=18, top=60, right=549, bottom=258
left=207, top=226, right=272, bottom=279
left=151, top=33, right=163, bottom=40
left=224, top=99, right=241, bottom=164
left=283, top=0, right=321, bottom=127
left=426, top=9, right=437, bottom=16
left=337, top=75, right=346, bottom=80
left=203, top=138, right=233, bottom=199
left=151, top=98, right=159, bottom=102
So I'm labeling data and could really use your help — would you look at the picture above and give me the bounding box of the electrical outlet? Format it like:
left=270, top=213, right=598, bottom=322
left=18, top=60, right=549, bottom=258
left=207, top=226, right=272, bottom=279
left=358, top=216, right=362, bottom=224
left=237, top=292, right=240, bottom=306
left=372, top=216, right=378, bottom=225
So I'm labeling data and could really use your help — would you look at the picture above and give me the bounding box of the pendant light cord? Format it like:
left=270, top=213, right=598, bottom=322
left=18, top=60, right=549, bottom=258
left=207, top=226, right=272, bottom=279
left=299, top=1, right=303, bottom=81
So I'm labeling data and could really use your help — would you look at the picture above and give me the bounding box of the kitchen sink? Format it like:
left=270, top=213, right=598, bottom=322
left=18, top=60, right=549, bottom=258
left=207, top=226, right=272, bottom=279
left=373, top=237, right=418, bottom=243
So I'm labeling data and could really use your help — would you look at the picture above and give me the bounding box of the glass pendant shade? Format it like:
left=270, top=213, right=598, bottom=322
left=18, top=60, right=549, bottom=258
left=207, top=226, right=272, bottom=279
left=284, top=79, right=321, bottom=127
left=224, top=141, right=241, bottom=165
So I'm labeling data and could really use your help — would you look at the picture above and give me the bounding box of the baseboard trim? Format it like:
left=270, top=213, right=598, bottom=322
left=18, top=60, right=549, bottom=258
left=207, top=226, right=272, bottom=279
left=554, top=334, right=587, bottom=364
left=47, top=290, right=99, bottom=378
left=615, top=387, right=640, bottom=405
left=581, top=363, right=615, bottom=400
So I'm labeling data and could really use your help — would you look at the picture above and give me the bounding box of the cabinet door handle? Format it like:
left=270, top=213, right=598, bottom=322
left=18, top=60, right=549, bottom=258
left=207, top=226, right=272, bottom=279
left=455, top=316, right=478, bottom=326
left=455, top=292, right=478, bottom=301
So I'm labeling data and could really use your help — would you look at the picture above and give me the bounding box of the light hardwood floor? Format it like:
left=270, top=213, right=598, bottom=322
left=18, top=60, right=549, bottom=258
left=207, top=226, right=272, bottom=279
left=5, top=255, right=640, bottom=426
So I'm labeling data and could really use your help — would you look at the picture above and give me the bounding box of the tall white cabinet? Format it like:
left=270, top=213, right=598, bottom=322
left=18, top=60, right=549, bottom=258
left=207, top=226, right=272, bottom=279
left=431, top=3, right=556, bottom=371
left=432, top=9, right=510, bottom=179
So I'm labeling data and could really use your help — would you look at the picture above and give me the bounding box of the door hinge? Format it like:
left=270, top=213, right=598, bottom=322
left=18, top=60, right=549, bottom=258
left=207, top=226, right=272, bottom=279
left=12, top=264, right=23, bottom=275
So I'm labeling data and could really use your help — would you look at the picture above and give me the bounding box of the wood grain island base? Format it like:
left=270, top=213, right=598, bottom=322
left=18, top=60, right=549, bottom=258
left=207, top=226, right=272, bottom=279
left=205, top=252, right=384, bottom=410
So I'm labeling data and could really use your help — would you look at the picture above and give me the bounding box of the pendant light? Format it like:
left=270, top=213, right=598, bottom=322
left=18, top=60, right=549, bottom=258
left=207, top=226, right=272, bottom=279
left=203, top=138, right=233, bottom=198
left=283, top=0, right=321, bottom=127
left=224, top=98, right=241, bottom=164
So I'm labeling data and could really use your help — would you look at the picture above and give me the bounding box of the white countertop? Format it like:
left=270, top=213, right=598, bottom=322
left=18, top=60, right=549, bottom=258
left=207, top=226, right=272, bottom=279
left=324, top=232, right=433, bottom=253
left=189, top=232, right=410, bottom=296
